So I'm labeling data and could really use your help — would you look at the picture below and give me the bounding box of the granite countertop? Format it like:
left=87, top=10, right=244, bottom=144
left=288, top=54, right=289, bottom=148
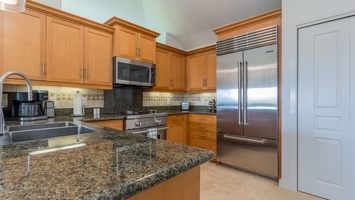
left=0, top=117, right=214, bottom=199
left=163, top=110, right=216, bottom=116
left=77, top=111, right=215, bottom=123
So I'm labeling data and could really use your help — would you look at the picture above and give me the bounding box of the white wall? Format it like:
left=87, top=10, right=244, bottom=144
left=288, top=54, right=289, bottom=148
left=281, top=0, right=355, bottom=191
left=33, top=0, right=62, bottom=9
left=61, top=0, right=146, bottom=25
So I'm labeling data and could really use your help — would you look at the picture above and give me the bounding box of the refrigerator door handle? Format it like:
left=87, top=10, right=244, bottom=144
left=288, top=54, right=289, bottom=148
left=238, top=61, right=243, bottom=125
left=244, top=61, right=248, bottom=125
left=223, top=134, right=266, bottom=144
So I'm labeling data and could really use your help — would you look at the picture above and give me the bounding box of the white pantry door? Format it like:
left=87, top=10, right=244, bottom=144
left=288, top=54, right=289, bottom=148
left=298, top=17, right=354, bottom=200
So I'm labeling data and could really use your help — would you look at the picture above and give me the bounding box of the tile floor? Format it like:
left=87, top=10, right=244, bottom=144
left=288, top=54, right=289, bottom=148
left=200, top=162, right=325, bottom=200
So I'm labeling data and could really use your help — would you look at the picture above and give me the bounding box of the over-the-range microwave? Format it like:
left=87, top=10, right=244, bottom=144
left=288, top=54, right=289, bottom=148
left=113, top=56, right=156, bottom=87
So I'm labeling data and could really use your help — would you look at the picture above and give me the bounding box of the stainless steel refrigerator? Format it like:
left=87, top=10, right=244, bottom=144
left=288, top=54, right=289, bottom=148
left=216, top=26, right=278, bottom=179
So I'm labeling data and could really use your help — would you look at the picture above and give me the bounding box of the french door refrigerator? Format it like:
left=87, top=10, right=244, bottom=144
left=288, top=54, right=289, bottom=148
left=216, top=26, right=278, bottom=179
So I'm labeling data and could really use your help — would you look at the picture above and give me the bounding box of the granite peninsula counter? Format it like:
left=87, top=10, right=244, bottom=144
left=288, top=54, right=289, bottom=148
left=0, top=118, right=214, bottom=199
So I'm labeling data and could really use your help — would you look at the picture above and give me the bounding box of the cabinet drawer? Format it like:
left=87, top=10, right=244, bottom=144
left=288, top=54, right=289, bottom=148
left=189, top=124, right=216, bottom=142
left=167, top=115, right=185, bottom=125
left=189, top=114, right=216, bottom=124
left=190, top=138, right=216, bottom=157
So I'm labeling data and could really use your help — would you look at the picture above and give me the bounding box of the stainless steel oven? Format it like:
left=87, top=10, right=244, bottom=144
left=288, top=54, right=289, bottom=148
left=113, top=56, right=156, bottom=87
left=124, top=112, right=168, bottom=140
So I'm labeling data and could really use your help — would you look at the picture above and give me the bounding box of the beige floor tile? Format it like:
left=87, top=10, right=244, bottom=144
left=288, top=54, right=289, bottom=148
left=200, top=162, right=326, bottom=200
left=200, top=192, right=220, bottom=200
left=201, top=182, right=235, bottom=199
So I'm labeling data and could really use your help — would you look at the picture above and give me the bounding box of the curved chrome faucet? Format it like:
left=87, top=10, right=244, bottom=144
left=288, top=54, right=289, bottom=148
left=0, top=71, right=33, bottom=134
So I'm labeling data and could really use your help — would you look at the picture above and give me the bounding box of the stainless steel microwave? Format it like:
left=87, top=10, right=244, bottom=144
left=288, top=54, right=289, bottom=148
left=113, top=56, right=156, bottom=87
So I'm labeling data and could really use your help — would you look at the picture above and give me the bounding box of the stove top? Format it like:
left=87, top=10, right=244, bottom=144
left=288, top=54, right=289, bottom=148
left=123, top=111, right=167, bottom=130
left=122, top=110, right=159, bottom=115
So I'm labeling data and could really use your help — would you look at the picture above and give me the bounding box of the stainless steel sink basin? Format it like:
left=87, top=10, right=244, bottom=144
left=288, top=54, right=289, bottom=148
left=7, top=122, right=96, bottom=143
left=7, top=122, right=75, bottom=132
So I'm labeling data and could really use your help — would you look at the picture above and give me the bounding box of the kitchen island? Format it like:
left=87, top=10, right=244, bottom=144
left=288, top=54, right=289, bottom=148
left=0, top=119, right=213, bottom=199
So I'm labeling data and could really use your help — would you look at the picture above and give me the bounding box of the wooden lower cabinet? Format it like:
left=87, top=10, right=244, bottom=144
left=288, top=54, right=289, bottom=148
left=87, top=120, right=123, bottom=130
left=166, top=115, right=187, bottom=145
left=189, top=114, right=216, bottom=160
left=128, top=166, right=200, bottom=200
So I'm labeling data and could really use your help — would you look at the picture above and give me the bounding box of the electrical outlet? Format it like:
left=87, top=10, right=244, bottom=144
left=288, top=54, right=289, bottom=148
left=82, top=97, right=88, bottom=106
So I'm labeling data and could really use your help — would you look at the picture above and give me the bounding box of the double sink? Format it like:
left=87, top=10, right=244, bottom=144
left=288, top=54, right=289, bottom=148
left=6, top=122, right=96, bottom=144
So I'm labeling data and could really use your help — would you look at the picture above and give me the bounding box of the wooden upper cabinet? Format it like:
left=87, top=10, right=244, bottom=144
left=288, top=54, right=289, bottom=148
left=115, top=27, right=138, bottom=61
left=206, top=51, right=216, bottom=90
left=46, top=17, right=113, bottom=87
left=186, top=46, right=216, bottom=92
left=138, top=34, right=157, bottom=63
left=105, top=17, right=160, bottom=64
left=83, top=28, right=112, bottom=86
left=0, top=10, right=46, bottom=80
left=155, top=47, right=170, bottom=89
left=46, top=16, right=84, bottom=84
left=0, top=1, right=114, bottom=89
left=152, top=43, right=185, bottom=92
left=169, top=53, right=185, bottom=91
left=186, top=53, right=205, bottom=91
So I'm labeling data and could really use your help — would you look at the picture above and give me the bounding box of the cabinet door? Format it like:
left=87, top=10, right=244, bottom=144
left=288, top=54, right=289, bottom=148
left=46, top=17, right=83, bottom=83
left=166, top=115, right=187, bottom=145
left=170, top=53, right=185, bottom=91
left=206, top=51, right=216, bottom=90
left=138, top=34, right=156, bottom=63
left=83, top=28, right=112, bottom=86
left=155, top=48, right=170, bottom=89
left=186, top=53, right=205, bottom=91
left=115, top=27, right=137, bottom=60
left=0, top=10, right=46, bottom=80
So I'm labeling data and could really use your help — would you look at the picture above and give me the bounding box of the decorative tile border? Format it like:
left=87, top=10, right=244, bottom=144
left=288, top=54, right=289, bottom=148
left=3, top=85, right=104, bottom=109
left=142, top=92, right=216, bottom=107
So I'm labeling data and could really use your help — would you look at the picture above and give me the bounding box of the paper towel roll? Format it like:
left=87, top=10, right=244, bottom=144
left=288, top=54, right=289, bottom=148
left=73, top=91, right=82, bottom=115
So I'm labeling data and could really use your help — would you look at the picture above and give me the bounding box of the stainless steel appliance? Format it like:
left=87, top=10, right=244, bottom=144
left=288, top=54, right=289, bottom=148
left=216, top=26, right=278, bottom=179
left=3, top=90, right=49, bottom=121
left=43, top=100, right=55, bottom=118
left=113, top=56, right=156, bottom=87
left=124, top=112, right=168, bottom=140
left=181, top=102, right=189, bottom=111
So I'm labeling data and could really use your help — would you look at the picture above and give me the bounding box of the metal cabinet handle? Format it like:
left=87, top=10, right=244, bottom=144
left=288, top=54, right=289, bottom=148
left=80, top=67, right=83, bottom=78
left=85, top=67, right=88, bottom=78
left=199, top=126, right=206, bottom=129
left=224, top=134, right=266, bottom=144
left=238, top=61, right=243, bottom=125
left=136, top=48, right=139, bottom=56
left=244, top=61, right=248, bottom=125
left=42, top=61, right=45, bottom=75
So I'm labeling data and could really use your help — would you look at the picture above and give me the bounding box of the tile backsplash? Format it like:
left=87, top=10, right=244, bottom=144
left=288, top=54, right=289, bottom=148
left=4, top=84, right=215, bottom=111
left=143, top=92, right=216, bottom=107
left=3, top=85, right=104, bottom=108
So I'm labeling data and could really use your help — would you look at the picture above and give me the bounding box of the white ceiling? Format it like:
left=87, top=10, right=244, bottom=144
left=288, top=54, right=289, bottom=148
left=37, top=0, right=282, bottom=50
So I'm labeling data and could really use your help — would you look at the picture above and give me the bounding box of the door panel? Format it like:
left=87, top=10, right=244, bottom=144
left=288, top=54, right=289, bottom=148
left=216, top=52, right=244, bottom=136
left=243, top=45, right=278, bottom=139
left=298, top=17, right=351, bottom=200
left=1, top=10, right=46, bottom=80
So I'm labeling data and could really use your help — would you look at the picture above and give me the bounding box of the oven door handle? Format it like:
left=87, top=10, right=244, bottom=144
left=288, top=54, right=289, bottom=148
left=129, top=126, right=169, bottom=134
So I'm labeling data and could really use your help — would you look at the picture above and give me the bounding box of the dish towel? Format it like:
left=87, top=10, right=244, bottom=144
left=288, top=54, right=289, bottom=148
left=147, top=128, right=158, bottom=139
